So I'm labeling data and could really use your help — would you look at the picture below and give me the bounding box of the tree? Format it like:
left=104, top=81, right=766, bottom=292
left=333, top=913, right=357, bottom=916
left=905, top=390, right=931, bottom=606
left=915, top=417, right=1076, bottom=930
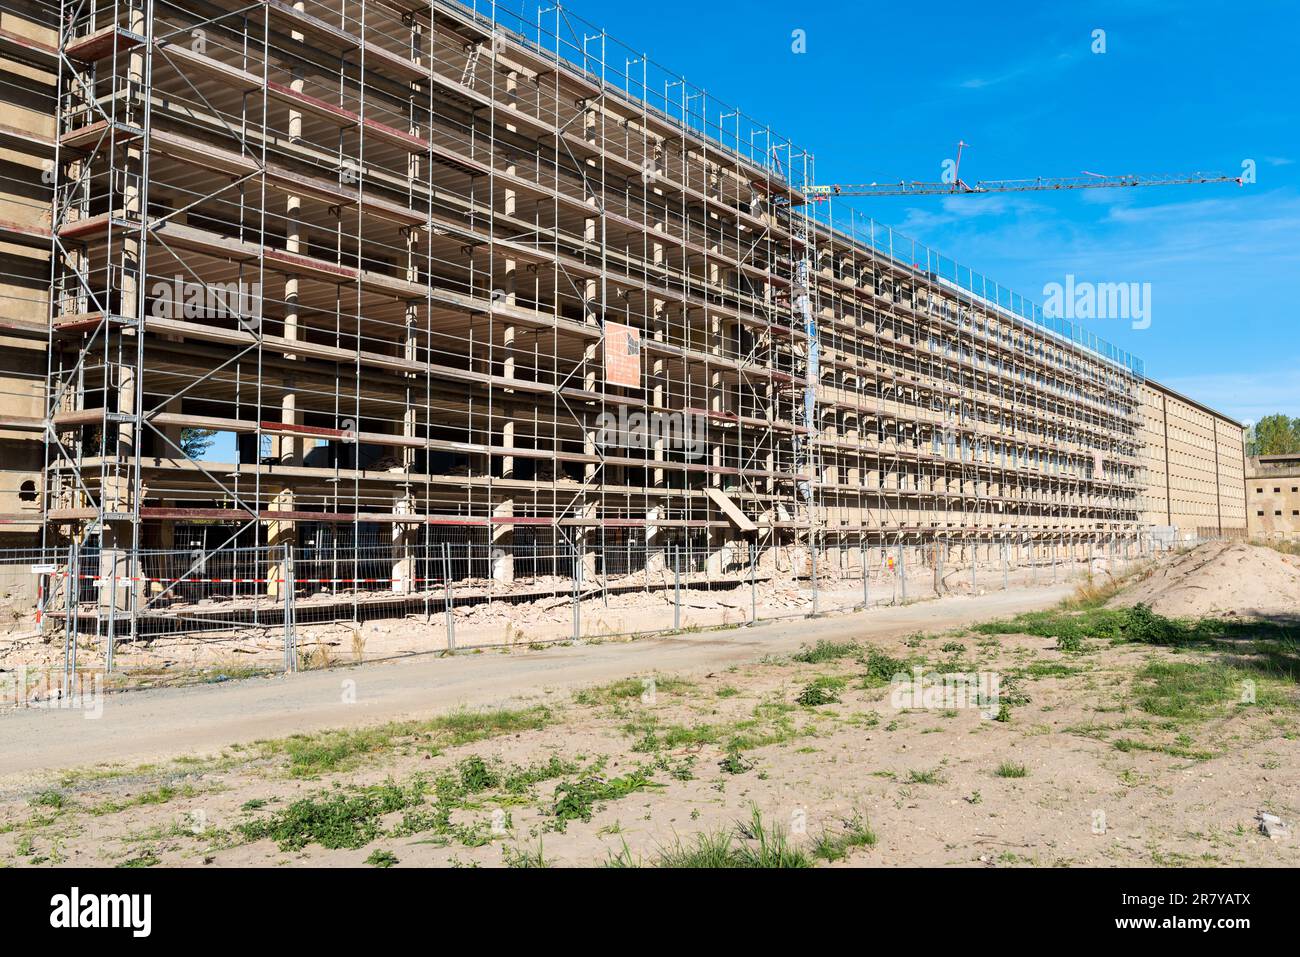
left=1251, top=414, right=1300, bottom=456
left=180, top=427, right=218, bottom=460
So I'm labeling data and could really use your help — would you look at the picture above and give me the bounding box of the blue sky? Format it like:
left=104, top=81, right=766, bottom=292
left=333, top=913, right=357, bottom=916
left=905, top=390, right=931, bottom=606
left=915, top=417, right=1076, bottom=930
left=532, top=0, right=1298, bottom=423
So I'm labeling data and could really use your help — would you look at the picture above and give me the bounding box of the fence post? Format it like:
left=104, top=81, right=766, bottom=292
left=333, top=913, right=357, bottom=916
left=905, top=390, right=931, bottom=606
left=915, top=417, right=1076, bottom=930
left=572, top=540, right=582, bottom=643
left=810, top=537, right=819, bottom=616
left=898, top=544, right=907, bottom=603
left=673, top=544, right=681, bottom=631
left=66, top=540, right=80, bottom=684
left=423, top=538, right=431, bottom=624
left=749, top=540, right=757, bottom=624
left=971, top=544, right=976, bottom=594
left=283, top=543, right=296, bottom=673
left=443, top=542, right=455, bottom=651
left=104, top=555, right=118, bottom=678
left=861, top=540, right=868, bottom=608
left=1002, top=541, right=1009, bottom=591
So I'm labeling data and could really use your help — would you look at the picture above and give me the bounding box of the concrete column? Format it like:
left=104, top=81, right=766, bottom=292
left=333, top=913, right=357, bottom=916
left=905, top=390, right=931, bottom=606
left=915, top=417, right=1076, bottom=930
left=652, top=352, right=665, bottom=489
left=391, top=494, right=417, bottom=595
left=101, top=8, right=150, bottom=612
left=646, top=506, right=666, bottom=573
left=492, top=417, right=515, bottom=585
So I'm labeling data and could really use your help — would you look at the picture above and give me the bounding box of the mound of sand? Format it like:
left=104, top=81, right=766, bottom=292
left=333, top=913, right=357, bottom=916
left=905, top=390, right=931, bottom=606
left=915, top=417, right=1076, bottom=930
left=1110, top=541, right=1300, bottom=620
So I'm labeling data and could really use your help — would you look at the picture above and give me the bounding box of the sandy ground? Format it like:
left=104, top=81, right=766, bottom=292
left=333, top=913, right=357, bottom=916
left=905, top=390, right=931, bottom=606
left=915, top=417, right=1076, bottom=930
left=0, top=584, right=1075, bottom=775
left=0, top=545, right=1295, bottom=869
left=1111, top=541, right=1300, bottom=620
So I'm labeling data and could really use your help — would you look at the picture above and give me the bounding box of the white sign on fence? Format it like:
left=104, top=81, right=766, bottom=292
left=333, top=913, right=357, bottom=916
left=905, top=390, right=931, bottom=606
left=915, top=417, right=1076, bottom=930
left=30, top=564, right=56, bottom=574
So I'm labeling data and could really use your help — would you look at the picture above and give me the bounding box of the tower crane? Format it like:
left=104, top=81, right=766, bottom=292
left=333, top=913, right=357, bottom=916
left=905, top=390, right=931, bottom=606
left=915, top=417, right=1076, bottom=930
left=804, top=140, right=1244, bottom=202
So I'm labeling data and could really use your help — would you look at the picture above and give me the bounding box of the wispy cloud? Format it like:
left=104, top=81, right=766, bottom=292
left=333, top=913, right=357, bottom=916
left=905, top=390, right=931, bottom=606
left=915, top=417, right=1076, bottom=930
left=955, top=50, right=1078, bottom=91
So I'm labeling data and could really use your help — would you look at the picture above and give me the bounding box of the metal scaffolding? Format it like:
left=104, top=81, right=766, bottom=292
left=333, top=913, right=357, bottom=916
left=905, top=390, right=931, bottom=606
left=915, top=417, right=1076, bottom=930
left=30, top=0, right=1142, bottom=652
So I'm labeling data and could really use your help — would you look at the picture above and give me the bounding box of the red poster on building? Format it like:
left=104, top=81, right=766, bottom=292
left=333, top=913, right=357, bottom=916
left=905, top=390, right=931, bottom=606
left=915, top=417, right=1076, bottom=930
left=604, top=322, right=642, bottom=388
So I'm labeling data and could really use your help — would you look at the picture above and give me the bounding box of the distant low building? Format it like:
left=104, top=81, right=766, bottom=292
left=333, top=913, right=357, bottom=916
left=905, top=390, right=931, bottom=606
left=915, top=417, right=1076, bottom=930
left=1246, top=454, right=1300, bottom=541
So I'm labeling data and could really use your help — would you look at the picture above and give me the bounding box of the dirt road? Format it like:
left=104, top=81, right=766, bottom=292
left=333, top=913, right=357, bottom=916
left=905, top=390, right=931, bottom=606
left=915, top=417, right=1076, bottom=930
left=0, top=585, right=1072, bottom=777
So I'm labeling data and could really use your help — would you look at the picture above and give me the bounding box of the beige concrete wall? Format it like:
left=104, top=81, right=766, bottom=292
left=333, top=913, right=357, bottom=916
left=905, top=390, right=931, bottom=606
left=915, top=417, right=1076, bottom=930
left=0, top=4, right=56, bottom=546
left=1246, top=457, right=1300, bottom=540
left=1139, top=380, right=1246, bottom=541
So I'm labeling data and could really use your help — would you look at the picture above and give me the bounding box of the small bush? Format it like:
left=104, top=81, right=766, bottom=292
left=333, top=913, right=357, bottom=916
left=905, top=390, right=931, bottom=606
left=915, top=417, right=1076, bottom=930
left=718, top=746, right=754, bottom=775
left=797, top=675, right=846, bottom=707
left=995, top=761, right=1028, bottom=779
left=863, top=648, right=908, bottom=684
left=1122, top=603, right=1184, bottom=645
left=457, top=755, right=500, bottom=793
left=1056, top=633, right=1084, bottom=654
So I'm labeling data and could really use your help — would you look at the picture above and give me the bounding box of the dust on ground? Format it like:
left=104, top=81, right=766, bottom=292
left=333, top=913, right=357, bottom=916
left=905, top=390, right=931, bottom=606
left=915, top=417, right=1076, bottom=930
left=0, top=544, right=1295, bottom=869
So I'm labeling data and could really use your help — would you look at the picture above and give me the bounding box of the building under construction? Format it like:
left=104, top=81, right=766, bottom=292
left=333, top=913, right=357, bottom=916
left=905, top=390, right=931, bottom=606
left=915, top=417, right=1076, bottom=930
left=2, top=0, right=1218, bottom=644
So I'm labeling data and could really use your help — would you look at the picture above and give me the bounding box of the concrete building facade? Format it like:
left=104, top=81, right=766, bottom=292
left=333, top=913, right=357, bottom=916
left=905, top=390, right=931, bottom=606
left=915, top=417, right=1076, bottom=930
left=1138, top=379, right=1246, bottom=542
left=1246, top=454, right=1300, bottom=541
left=0, top=0, right=55, bottom=547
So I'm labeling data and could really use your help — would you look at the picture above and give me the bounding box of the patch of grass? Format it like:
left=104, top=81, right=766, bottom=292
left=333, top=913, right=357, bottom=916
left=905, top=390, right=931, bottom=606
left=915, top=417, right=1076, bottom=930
left=627, top=719, right=722, bottom=753
left=551, top=770, right=659, bottom=825
left=88, top=784, right=201, bottom=817
left=1133, top=661, right=1246, bottom=723
left=1018, top=662, right=1083, bottom=679
left=501, top=755, right=579, bottom=794
left=1112, top=737, right=1215, bottom=761
left=657, top=807, right=812, bottom=868
left=365, top=849, right=399, bottom=868
left=906, top=768, right=944, bottom=785
left=811, top=813, right=877, bottom=862
left=279, top=706, right=553, bottom=777
left=792, top=640, right=859, bottom=664
left=29, top=790, right=67, bottom=810
left=238, top=779, right=425, bottom=851
left=1065, top=574, right=1127, bottom=609
left=116, top=851, right=161, bottom=868
left=572, top=675, right=695, bottom=706
left=502, top=840, right=549, bottom=868
left=994, top=761, right=1028, bottom=779
left=602, top=840, right=639, bottom=868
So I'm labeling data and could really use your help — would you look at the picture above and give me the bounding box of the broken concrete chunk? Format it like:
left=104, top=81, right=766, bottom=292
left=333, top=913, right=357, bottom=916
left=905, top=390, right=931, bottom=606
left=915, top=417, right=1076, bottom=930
left=1257, top=811, right=1289, bottom=841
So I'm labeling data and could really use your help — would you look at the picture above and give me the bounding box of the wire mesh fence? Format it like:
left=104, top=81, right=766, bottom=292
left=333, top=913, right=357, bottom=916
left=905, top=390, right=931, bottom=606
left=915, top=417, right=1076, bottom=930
left=0, top=531, right=1171, bottom=679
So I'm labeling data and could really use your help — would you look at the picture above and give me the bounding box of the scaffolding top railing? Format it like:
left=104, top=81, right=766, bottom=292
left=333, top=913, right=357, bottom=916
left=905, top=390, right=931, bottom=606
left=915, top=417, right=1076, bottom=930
left=443, top=0, right=810, bottom=191
left=448, top=0, right=1141, bottom=382
left=811, top=203, right=1145, bottom=382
